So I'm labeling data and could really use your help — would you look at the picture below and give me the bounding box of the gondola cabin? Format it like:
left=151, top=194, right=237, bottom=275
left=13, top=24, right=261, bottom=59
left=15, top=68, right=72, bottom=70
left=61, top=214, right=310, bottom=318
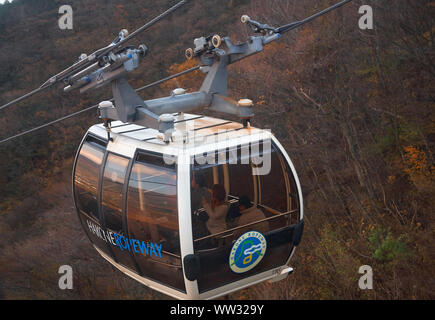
left=73, top=113, right=304, bottom=299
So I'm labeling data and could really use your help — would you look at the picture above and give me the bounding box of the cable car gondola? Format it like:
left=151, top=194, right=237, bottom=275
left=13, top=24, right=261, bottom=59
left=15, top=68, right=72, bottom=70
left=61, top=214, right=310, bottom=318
left=73, top=114, right=304, bottom=299
left=0, top=0, right=353, bottom=299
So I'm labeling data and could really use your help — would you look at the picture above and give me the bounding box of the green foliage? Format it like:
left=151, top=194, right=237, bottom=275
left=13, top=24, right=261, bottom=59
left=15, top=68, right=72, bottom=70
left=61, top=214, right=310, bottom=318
left=372, top=126, right=398, bottom=155
left=303, top=224, right=363, bottom=299
left=370, top=122, right=423, bottom=155
left=398, top=122, right=421, bottom=145
left=355, top=66, right=379, bottom=77
left=368, top=227, right=411, bottom=263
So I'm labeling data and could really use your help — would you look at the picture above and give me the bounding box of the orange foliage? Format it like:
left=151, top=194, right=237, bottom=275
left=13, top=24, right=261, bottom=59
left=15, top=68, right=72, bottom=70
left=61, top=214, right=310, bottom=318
left=403, top=146, right=430, bottom=176
left=160, top=59, right=202, bottom=92
left=403, top=145, right=434, bottom=191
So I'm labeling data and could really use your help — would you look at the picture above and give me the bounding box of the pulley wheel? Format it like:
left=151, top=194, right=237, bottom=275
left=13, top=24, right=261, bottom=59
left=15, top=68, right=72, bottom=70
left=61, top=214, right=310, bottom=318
left=185, top=48, right=194, bottom=60
left=212, top=34, right=222, bottom=48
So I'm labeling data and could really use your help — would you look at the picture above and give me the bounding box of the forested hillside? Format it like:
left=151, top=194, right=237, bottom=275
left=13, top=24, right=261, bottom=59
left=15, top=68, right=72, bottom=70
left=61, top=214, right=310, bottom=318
left=0, top=0, right=433, bottom=299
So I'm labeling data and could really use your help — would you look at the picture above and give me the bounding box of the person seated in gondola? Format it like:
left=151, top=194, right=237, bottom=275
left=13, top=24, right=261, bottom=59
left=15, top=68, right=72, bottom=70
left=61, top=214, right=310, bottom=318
left=235, top=195, right=268, bottom=236
left=191, top=172, right=210, bottom=214
left=225, top=202, right=241, bottom=229
left=191, top=172, right=210, bottom=239
left=201, top=184, right=229, bottom=235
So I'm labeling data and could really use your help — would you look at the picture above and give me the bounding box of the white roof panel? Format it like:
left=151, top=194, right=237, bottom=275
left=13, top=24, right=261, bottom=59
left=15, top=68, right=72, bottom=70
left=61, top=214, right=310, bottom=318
left=89, top=113, right=271, bottom=156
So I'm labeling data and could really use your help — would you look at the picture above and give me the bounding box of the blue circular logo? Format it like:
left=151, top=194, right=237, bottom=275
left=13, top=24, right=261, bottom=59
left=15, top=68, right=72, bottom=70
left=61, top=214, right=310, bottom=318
left=229, top=231, right=267, bottom=273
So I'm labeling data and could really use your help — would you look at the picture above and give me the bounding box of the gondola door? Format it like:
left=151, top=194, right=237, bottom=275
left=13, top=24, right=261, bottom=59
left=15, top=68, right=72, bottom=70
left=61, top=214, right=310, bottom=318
left=188, top=140, right=301, bottom=295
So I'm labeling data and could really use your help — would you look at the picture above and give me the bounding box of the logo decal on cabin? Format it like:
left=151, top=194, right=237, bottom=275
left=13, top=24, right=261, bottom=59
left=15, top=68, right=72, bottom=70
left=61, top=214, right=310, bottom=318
left=229, top=231, right=267, bottom=273
left=86, top=220, right=162, bottom=258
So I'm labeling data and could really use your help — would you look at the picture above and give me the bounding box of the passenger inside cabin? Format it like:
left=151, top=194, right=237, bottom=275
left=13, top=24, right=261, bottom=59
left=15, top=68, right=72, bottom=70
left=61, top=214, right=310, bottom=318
left=236, top=195, right=268, bottom=236
left=225, top=201, right=241, bottom=230
left=191, top=172, right=211, bottom=239
left=202, top=184, right=229, bottom=235
left=191, top=172, right=210, bottom=213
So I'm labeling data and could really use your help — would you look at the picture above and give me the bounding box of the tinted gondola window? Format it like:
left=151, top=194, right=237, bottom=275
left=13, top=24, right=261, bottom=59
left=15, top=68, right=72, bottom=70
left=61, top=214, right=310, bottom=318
left=102, top=153, right=129, bottom=233
left=101, top=153, right=141, bottom=271
left=74, top=136, right=106, bottom=220
left=260, top=146, right=290, bottom=213
left=191, top=141, right=300, bottom=293
left=259, top=144, right=300, bottom=227
left=126, top=152, right=185, bottom=292
left=74, top=135, right=113, bottom=257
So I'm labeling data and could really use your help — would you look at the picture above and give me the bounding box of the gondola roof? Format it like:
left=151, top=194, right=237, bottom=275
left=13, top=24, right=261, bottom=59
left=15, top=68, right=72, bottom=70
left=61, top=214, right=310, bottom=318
left=88, top=113, right=268, bottom=153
